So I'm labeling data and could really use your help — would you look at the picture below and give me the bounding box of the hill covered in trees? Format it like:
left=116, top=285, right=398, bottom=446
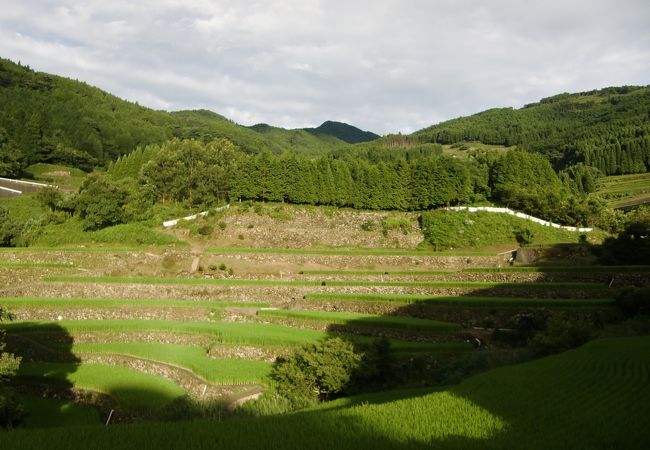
left=413, top=86, right=650, bottom=175
left=303, top=121, right=380, bottom=144
left=0, top=58, right=356, bottom=172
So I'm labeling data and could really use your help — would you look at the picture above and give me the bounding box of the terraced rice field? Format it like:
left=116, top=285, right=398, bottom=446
left=0, top=243, right=641, bottom=429
left=2, top=336, right=649, bottom=449
left=597, top=172, right=650, bottom=208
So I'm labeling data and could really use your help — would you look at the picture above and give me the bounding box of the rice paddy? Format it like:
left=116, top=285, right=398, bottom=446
left=0, top=230, right=646, bottom=449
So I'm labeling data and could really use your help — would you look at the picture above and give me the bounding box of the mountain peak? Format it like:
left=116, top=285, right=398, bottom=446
left=306, top=121, right=380, bottom=144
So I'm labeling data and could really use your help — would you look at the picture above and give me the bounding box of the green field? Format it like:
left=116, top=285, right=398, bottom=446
left=17, top=363, right=185, bottom=413
left=73, top=343, right=272, bottom=384
left=0, top=297, right=269, bottom=310
left=597, top=172, right=650, bottom=208
left=303, top=293, right=615, bottom=307
left=18, top=395, right=102, bottom=428
left=3, top=337, right=648, bottom=449
left=257, top=309, right=463, bottom=333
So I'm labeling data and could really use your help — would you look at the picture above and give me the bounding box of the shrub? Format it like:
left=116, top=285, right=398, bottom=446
left=360, top=219, right=376, bottom=231
left=217, top=221, right=227, bottom=230
left=382, top=216, right=410, bottom=235
left=218, top=263, right=227, bottom=271
left=238, top=234, right=244, bottom=240
left=197, top=224, right=213, bottom=236
left=514, top=227, right=534, bottom=246
left=615, top=286, right=650, bottom=316
left=529, top=315, right=592, bottom=356
left=270, top=338, right=362, bottom=408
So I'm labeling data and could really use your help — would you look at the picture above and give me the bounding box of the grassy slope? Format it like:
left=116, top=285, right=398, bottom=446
left=421, top=210, right=594, bottom=250
left=3, top=336, right=648, bottom=449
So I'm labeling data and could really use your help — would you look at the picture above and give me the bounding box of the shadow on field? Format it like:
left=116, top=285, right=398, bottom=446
left=2, top=322, right=84, bottom=420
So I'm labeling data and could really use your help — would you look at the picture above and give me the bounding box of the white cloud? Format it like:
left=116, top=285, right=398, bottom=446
left=0, top=0, right=649, bottom=135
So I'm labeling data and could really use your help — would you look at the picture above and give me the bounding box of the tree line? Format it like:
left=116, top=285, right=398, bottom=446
left=106, top=138, right=603, bottom=227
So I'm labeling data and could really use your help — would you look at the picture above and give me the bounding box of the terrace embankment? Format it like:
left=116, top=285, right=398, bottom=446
left=79, top=354, right=247, bottom=400
left=180, top=204, right=424, bottom=249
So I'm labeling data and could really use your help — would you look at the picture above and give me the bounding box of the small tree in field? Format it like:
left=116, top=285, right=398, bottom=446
left=270, top=338, right=362, bottom=408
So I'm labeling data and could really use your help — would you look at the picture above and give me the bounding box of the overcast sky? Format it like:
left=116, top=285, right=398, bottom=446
left=1, top=1, right=649, bottom=134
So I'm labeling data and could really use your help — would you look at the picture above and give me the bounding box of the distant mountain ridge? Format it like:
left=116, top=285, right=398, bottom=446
left=1, top=55, right=648, bottom=177
left=304, top=121, right=380, bottom=144
left=0, top=57, right=366, bottom=168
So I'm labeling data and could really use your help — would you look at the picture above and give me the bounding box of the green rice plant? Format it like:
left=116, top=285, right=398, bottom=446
left=3, top=336, right=648, bottom=449
left=0, top=246, right=160, bottom=253
left=303, top=293, right=615, bottom=307
left=0, top=297, right=270, bottom=309
left=2, top=320, right=327, bottom=347
left=257, top=309, right=462, bottom=333
left=72, top=343, right=272, bottom=384
left=2, top=320, right=452, bottom=354
left=17, top=363, right=185, bottom=413
left=18, top=394, right=101, bottom=428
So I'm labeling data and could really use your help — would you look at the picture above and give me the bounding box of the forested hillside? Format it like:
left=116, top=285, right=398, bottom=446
left=304, top=121, right=380, bottom=144
left=0, top=58, right=352, bottom=171
left=414, top=86, right=650, bottom=175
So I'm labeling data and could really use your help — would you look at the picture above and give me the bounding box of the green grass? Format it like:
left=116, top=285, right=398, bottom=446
left=257, top=309, right=462, bottom=333
left=72, top=343, right=272, bottom=384
left=0, top=297, right=269, bottom=309
left=0, top=246, right=161, bottom=253
left=207, top=246, right=496, bottom=257
left=24, top=163, right=87, bottom=190
left=303, top=293, right=615, bottom=307
left=43, top=275, right=605, bottom=290
left=17, top=363, right=185, bottom=413
left=34, top=219, right=186, bottom=247
left=18, top=394, right=101, bottom=428
left=3, top=336, right=648, bottom=449
left=421, top=210, right=589, bottom=250
left=2, top=320, right=452, bottom=354
left=0, top=194, right=48, bottom=222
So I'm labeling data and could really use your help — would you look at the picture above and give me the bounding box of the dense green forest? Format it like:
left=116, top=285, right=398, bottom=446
left=105, top=138, right=609, bottom=229
left=1, top=56, right=649, bottom=231
left=413, top=86, right=650, bottom=175
left=0, top=58, right=355, bottom=172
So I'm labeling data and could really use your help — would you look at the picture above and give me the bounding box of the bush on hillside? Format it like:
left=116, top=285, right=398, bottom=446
left=529, top=315, right=592, bottom=356
left=615, top=287, right=650, bottom=316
